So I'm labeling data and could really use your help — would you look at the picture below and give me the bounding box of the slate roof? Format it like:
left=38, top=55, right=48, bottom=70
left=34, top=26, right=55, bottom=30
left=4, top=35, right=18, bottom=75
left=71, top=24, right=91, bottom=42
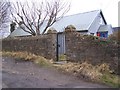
left=9, top=10, right=106, bottom=37
left=47, top=10, right=101, bottom=32
left=9, top=27, right=31, bottom=37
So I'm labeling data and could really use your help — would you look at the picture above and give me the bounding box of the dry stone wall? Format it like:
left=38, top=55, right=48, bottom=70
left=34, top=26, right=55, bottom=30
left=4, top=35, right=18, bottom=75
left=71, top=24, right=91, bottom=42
left=65, top=31, right=119, bottom=73
left=2, top=33, right=57, bottom=60
left=2, top=30, right=119, bottom=74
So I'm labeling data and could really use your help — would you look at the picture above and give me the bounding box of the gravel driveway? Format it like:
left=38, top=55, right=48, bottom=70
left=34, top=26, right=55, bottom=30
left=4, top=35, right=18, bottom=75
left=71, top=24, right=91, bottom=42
left=2, top=57, right=110, bottom=88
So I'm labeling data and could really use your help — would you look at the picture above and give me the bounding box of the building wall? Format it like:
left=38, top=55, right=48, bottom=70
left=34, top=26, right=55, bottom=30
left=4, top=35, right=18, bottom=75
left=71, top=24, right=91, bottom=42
left=107, top=25, right=113, bottom=35
left=2, top=33, right=57, bottom=60
left=88, top=13, right=105, bottom=35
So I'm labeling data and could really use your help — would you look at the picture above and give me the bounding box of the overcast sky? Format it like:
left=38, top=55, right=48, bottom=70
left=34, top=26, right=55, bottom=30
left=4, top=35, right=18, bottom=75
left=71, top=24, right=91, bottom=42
left=10, top=0, right=119, bottom=27
left=65, top=0, right=119, bottom=27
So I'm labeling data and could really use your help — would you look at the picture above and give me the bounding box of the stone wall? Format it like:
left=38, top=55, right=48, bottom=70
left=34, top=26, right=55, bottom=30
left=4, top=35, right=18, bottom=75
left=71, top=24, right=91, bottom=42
left=2, top=33, right=57, bottom=60
left=65, top=31, right=119, bottom=73
left=2, top=30, right=119, bottom=73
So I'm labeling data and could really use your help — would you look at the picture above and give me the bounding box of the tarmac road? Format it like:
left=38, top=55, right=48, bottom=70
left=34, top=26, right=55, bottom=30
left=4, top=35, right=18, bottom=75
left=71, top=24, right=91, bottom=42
left=2, top=56, right=111, bottom=88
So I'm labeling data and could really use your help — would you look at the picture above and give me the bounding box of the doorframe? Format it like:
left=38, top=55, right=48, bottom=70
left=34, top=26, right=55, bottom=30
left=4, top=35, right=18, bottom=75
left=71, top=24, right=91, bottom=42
left=56, top=33, right=59, bottom=61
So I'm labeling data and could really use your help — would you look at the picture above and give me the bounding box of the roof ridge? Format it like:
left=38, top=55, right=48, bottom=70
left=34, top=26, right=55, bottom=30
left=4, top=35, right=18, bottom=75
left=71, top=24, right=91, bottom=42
left=64, top=9, right=101, bottom=18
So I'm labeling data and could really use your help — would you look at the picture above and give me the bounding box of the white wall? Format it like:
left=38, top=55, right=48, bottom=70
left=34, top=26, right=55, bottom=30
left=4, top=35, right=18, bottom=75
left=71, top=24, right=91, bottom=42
left=88, top=13, right=106, bottom=36
left=107, top=25, right=113, bottom=35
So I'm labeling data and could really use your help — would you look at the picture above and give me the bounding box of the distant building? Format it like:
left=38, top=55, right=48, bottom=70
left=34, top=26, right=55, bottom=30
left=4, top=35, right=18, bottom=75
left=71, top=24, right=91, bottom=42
left=9, top=26, right=31, bottom=37
left=9, top=10, right=113, bottom=38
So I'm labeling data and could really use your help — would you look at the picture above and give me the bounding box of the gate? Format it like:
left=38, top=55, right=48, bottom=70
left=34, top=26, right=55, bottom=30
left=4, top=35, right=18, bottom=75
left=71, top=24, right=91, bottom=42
left=56, top=32, right=66, bottom=61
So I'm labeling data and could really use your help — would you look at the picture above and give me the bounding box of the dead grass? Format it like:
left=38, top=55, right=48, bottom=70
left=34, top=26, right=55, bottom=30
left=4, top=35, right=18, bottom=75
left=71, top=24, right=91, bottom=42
left=54, top=62, right=102, bottom=81
left=2, top=51, right=53, bottom=67
left=53, top=61, right=120, bottom=87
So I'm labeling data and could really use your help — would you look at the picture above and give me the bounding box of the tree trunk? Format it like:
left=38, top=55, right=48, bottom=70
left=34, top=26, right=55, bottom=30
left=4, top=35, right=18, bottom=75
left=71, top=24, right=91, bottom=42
left=36, top=29, right=40, bottom=35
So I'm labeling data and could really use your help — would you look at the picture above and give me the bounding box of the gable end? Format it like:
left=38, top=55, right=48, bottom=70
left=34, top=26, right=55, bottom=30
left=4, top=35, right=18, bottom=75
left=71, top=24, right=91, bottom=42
left=100, top=10, right=107, bottom=25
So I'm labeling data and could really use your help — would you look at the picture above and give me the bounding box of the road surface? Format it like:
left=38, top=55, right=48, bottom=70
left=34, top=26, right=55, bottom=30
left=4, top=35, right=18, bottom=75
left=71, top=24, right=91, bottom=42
left=2, top=57, right=110, bottom=88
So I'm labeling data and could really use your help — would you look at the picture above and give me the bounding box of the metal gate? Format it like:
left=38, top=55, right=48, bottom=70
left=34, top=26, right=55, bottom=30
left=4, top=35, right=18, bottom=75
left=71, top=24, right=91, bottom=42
left=56, top=32, right=66, bottom=61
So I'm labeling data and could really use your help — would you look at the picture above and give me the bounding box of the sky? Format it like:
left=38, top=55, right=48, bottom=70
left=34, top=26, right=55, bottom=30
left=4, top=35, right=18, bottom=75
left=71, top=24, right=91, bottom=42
left=65, top=0, right=119, bottom=27
left=9, top=0, right=119, bottom=27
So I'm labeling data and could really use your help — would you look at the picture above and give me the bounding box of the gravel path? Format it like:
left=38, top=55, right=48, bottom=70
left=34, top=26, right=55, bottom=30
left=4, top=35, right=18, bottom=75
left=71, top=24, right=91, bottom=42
left=2, top=57, right=110, bottom=88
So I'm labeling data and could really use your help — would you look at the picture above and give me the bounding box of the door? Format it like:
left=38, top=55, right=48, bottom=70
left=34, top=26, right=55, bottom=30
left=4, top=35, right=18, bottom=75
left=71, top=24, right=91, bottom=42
left=56, top=33, right=66, bottom=61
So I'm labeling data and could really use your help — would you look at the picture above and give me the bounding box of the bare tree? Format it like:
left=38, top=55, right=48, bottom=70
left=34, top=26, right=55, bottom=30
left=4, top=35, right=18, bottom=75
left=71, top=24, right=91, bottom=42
left=0, top=1, right=11, bottom=30
left=11, top=0, right=70, bottom=36
left=42, top=0, right=70, bottom=34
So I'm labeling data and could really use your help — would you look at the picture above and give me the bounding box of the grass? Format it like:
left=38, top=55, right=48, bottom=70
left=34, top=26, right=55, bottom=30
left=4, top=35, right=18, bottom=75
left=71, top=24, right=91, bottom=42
left=100, top=73, right=120, bottom=88
left=59, top=54, right=66, bottom=61
left=2, top=51, right=53, bottom=67
left=1, top=51, right=120, bottom=88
